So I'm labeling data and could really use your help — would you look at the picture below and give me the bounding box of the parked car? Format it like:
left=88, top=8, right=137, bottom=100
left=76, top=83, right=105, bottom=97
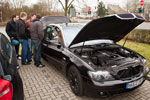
left=42, top=14, right=149, bottom=96
left=0, top=33, right=24, bottom=100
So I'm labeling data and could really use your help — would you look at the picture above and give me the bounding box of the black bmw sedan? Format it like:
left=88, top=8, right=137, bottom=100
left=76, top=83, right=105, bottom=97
left=42, top=14, right=149, bottom=96
left=0, top=33, right=24, bottom=100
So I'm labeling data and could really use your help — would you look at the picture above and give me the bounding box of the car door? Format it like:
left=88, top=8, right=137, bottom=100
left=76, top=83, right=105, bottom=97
left=0, top=33, right=24, bottom=100
left=42, top=26, right=65, bottom=69
left=0, top=34, right=13, bottom=74
left=42, top=27, right=52, bottom=57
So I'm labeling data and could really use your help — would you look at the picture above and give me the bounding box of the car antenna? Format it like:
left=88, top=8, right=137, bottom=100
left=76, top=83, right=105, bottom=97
left=123, top=35, right=129, bottom=47
left=80, top=41, right=85, bottom=56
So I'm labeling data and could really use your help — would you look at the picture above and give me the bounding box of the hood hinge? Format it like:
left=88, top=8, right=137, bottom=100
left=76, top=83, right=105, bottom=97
left=80, top=41, right=86, bottom=56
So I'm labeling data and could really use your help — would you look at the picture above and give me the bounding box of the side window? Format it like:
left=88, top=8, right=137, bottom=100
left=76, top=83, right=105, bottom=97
left=44, top=27, right=52, bottom=41
left=0, top=35, right=12, bottom=61
left=45, top=27, right=61, bottom=44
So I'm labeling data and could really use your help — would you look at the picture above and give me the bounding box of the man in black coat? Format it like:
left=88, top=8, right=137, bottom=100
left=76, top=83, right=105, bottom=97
left=16, top=12, right=31, bottom=65
left=6, top=14, right=19, bottom=57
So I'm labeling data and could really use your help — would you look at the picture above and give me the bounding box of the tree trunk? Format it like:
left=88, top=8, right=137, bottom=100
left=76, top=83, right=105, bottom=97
left=65, top=8, right=68, bottom=16
left=64, top=0, right=68, bottom=16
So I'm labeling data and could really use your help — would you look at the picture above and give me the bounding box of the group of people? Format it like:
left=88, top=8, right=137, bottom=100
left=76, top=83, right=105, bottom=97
left=6, top=12, right=45, bottom=68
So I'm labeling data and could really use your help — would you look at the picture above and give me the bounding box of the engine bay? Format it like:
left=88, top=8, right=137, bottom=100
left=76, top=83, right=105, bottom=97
left=72, top=43, right=140, bottom=67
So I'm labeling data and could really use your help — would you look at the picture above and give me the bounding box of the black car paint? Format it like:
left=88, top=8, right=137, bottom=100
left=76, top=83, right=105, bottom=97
left=42, top=26, right=93, bottom=76
left=0, top=33, right=24, bottom=100
left=42, top=38, right=92, bottom=79
left=42, top=35, right=148, bottom=96
left=41, top=14, right=149, bottom=96
left=69, top=14, right=144, bottom=46
left=83, top=77, right=145, bottom=96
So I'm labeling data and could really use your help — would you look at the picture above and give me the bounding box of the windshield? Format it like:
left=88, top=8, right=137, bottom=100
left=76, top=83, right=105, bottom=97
left=62, top=24, right=114, bottom=47
left=62, top=24, right=84, bottom=46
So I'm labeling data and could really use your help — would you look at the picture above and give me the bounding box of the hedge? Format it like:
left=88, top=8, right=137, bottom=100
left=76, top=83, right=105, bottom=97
left=127, top=29, right=150, bottom=44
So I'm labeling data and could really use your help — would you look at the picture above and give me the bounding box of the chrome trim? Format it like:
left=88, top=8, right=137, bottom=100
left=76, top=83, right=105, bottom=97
left=92, top=74, right=144, bottom=86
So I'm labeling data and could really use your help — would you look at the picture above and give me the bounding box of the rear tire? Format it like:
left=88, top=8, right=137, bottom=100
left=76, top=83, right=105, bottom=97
left=67, top=65, right=83, bottom=96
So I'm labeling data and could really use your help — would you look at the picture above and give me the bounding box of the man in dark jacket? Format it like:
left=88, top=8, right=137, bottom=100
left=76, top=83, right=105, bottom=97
left=30, top=15, right=45, bottom=67
left=6, top=14, right=19, bottom=57
left=16, top=12, right=31, bottom=65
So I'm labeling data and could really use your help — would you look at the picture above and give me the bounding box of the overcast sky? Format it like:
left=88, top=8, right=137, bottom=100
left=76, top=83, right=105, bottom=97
left=87, top=0, right=127, bottom=7
left=25, top=0, right=128, bottom=11
left=25, top=0, right=127, bottom=6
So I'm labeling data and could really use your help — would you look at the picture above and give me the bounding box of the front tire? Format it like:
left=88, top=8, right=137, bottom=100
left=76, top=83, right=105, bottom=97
left=68, top=65, right=83, bottom=96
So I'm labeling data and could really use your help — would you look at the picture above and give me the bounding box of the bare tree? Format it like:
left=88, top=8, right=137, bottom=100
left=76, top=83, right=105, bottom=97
left=57, top=0, right=76, bottom=16
left=0, top=2, right=12, bottom=21
left=7, top=0, right=25, bottom=9
left=42, top=0, right=52, bottom=12
left=126, top=0, right=139, bottom=13
left=81, top=4, right=88, bottom=16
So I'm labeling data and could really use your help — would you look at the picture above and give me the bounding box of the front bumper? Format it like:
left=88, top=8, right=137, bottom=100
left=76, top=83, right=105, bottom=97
left=83, top=68, right=149, bottom=96
left=84, top=78, right=145, bottom=97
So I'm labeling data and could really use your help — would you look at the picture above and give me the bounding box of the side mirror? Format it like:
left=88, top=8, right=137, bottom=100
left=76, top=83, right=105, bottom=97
left=57, top=44, right=61, bottom=49
left=3, top=75, right=12, bottom=81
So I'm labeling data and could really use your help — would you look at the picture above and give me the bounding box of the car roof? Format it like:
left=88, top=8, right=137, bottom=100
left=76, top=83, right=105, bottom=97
left=42, top=16, right=71, bottom=28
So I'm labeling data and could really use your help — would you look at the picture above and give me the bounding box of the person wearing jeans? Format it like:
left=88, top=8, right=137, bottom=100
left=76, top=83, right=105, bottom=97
left=19, top=39, right=31, bottom=64
left=32, top=40, right=42, bottom=66
left=26, top=14, right=37, bottom=61
left=28, top=38, right=32, bottom=59
left=16, top=12, right=31, bottom=65
left=30, top=15, right=45, bottom=68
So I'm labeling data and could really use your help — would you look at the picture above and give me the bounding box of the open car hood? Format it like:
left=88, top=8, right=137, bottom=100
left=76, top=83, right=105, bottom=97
left=69, top=13, right=144, bottom=47
left=42, top=16, right=71, bottom=27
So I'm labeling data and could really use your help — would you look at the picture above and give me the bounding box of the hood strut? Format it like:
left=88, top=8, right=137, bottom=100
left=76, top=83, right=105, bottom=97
left=80, top=41, right=85, bottom=56
left=123, top=35, right=129, bottom=47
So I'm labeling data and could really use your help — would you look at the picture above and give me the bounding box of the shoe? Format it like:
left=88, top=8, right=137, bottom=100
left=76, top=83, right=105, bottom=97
left=26, top=61, right=31, bottom=65
left=22, top=62, right=30, bottom=65
left=28, top=60, right=32, bottom=63
left=36, top=64, right=45, bottom=68
left=17, top=56, right=21, bottom=60
left=16, top=65, right=20, bottom=70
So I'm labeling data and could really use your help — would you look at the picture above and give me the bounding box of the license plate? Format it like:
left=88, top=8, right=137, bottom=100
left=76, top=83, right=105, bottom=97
left=126, top=78, right=143, bottom=89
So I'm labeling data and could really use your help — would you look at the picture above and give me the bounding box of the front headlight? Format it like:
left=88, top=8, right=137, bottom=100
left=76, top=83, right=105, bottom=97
left=88, top=71, right=115, bottom=82
left=142, top=59, right=149, bottom=74
left=144, top=65, right=149, bottom=74
left=142, top=59, right=147, bottom=65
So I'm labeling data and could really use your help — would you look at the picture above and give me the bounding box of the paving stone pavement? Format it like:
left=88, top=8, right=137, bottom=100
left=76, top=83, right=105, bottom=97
left=18, top=59, right=150, bottom=100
